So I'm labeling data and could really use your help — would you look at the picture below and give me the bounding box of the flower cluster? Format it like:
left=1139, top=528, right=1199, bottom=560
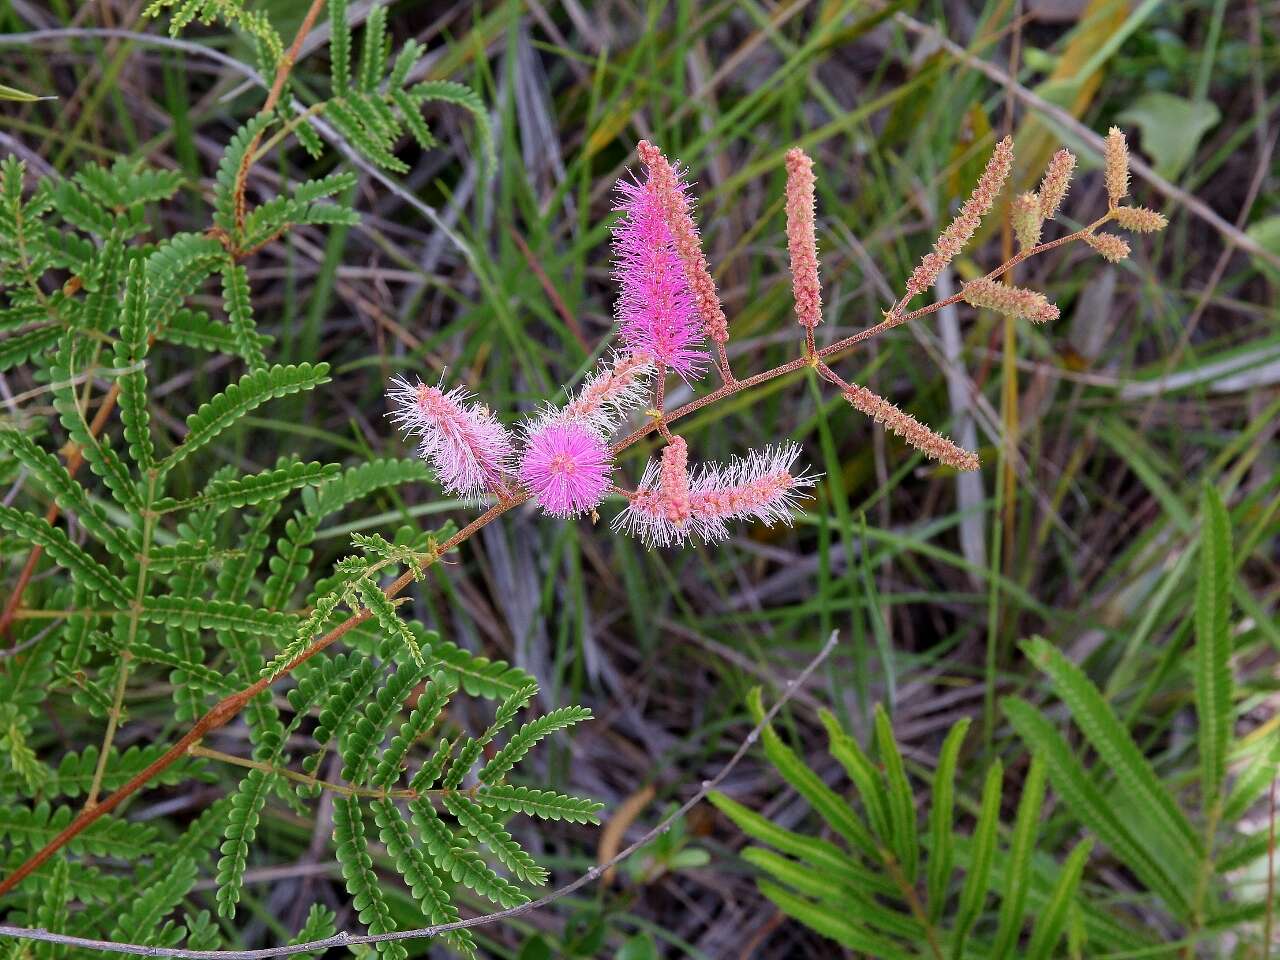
left=388, top=128, right=1165, bottom=548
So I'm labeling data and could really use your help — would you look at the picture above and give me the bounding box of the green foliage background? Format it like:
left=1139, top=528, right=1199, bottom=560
left=0, top=0, right=1275, bottom=957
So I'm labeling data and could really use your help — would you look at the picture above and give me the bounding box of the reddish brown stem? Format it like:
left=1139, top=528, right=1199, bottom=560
left=230, top=0, right=327, bottom=236
left=0, top=380, right=121, bottom=642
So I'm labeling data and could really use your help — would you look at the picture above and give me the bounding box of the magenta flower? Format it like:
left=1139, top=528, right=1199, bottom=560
left=519, top=418, right=614, bottom=518
left=613, top=174, right=707, bottom=381
left=614, top=442, right=816, bottom=547
left=388, top=376, right=514, bottom=503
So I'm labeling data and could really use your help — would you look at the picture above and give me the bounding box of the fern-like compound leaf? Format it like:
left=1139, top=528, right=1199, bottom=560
left=332, top=795, right=408, bottom=960
left=0, top=801, right=157, bottom=858
left=220, top=261, right=266, bottom=370
left=211, top=114, right=273, bottom=237
left=0, top=505, right=129, bottom=607
left=406, top=81, right=496, bottom=184
left=373, top=675, right=456, bottom=789
left=0, top=429, right=136, bottom=559
left=157, top=460, right=340, bottom=515
left=287, top=903, right=337, bottom=960
left=115, top=256, right=155, bottom=468
left=370, top=798, right=475, bottom=958
left=144, top=231, right=224, bottom=329
left=328, top=0, right=351, bottom=93
left=443, top=794, right=549, bottom=885
left=214, top=768, right=275, bottom=918
left=340, top=661, right=424, bottom=783
left=165, top=362, right=331, bottom=469
left=355, top=577, right=424, bottom=666
left=139, top=595, right=293, bottom=635
left=479, top=705, right=592, bottom=785
left=409, top=800, right=529, bottom=909
left=109, top=856, right=198, bottom=945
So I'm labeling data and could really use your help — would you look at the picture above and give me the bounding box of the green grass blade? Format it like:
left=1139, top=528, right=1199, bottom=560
left=1195, top=482, right=1233, bottom=808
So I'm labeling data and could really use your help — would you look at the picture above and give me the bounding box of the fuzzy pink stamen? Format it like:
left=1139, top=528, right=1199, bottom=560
left=518, top=419, right=613, bottom=518
left=613, top=168, right=708, bottom=381
left=636, top=140, right=728, bottom=348
left=388, top=376, right=514, bottom=502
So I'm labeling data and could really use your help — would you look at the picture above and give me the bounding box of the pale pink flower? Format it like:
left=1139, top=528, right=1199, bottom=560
left=613, top=172, right=708, bottom=381
left=388, top=376, right=513, bottom=502
left=519, top=418, right=613, bottom=518
left=614, top=442, right=816, bottom=547
left=559, top=351, right=655, bottom=437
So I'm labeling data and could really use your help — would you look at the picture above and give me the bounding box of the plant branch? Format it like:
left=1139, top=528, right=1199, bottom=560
left=0, top=178, right=1097, bottom=894
left=0, top=632, right=838, bottom=958
left=230, top=0, right=327, bottom=235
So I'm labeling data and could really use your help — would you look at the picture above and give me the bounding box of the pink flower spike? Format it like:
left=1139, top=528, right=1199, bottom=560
left=519, top=419, right=614, bottom=518
left=614, top=442, right=818, bottom=548
left=613, top=173, right=708, bottom=382
left=560, top=351, right=656, bottom=437
left=387, top=377, right=514, bottom=503
left=688, top=442, right=818, bottom=543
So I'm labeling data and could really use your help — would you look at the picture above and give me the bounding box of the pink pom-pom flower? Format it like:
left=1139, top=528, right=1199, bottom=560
left=614, top=441, right=817, bottom=547
left=518, top=418, right=614, bottom=518
left=388, top=376, right=514, bottom=503
left=612, top=173, right=708, bottom=381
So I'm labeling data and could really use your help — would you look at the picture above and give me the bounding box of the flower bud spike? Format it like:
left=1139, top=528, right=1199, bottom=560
left=842, top=384, right=980, bottom=471
left=659, top=435, right=692, bottom=526
left=1083, top=232, right=1130, bottom=262
left=1011, top=192, right=1042, bottom=251
left=1112, top=206, right=1168, bottom=233
left=636, top=140, right=729, bottom=349
left=1104, top=127, right=1130, bottom=207
left=961, top=278, right=1060, bottom=323
left=784, top=147, right=822, bottom=331
left=903, top=135, right=1014, bottom=302
left=1037, top=149, right=1076, bottom=221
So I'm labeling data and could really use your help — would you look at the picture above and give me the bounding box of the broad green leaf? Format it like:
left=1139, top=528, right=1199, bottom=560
left=1117, top=93, right=1219, bottom=179
left=1004, top=696, right=1189, bottom=917
left=992, top=755, right=1046, bottom=959
left=952, top=759, right=1001, bottom=955
left=873, top=704, right=918, bottom=883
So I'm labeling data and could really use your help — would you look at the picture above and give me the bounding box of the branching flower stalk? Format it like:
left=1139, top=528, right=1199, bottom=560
left=0, top=128, right=1166, bottom=900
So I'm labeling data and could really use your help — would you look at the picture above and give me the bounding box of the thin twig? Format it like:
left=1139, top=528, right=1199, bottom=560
left=0, top=633, right=840, bottom=959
